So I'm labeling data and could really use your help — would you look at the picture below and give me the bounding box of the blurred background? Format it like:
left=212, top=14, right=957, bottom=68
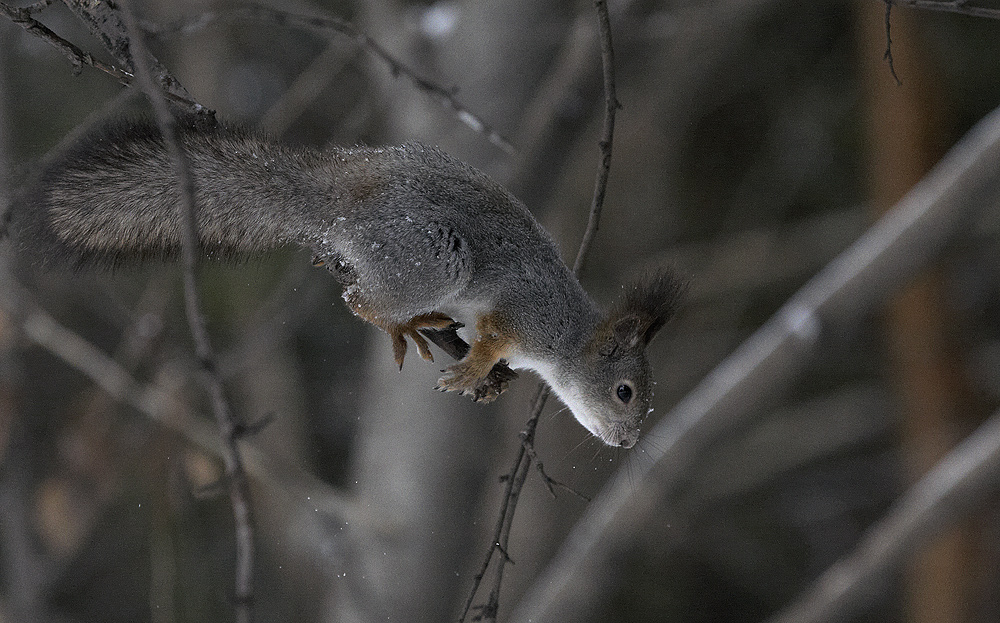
left=1, top=0, right=1000, bottom=621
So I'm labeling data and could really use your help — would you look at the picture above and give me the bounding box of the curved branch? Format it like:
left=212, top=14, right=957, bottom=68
left=888, top=0, right=1000, bottom=19
left=510, top=98, right=1000, bottom=622
left=766, top=404, right=1000, bottom=623
left=573, top=0, right=620, bottom=276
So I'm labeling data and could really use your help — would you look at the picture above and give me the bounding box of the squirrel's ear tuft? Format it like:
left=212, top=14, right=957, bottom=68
left=607, top=269, right=685, bottom=349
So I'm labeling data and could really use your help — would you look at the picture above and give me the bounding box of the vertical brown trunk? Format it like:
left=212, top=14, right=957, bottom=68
left=855, top=3, right=979, bottom=622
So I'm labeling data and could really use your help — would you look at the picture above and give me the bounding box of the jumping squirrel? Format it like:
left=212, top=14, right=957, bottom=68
left=3, top=121, right=682, bottom=448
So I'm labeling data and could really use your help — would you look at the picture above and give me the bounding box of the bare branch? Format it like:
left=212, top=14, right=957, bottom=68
left=883, top=1, right=903, bottom=85
left=117, top=2, right=253, bottom=619
left=144, top=3, right=512, bottom=152
left=766, top=404, right=1000, bottom=623
left=12, top=294, right=216, bottom=452
left=0, top=1, right=211, bottom=118
left=889, top=0, right=1000, bottom=19
left=509, top=100, right=1000, bottom=622
left=60, top=0, right=210, bottom=120
left=0, top=283, right=346, bottom=518
left=458, top=386, right=547, bottom=623
left=573, top=0, right=620, bottom=276
left=0, top=1, right=132, bottom=82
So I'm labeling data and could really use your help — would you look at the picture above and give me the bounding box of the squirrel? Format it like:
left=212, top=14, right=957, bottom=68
left=2, top=120, right=682, bottom=448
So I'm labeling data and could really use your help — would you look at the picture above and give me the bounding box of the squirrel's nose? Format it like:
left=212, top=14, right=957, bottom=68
left=619, top=437, right=635, bottom=449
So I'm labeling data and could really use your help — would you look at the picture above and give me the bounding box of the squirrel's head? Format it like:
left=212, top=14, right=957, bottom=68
left=556, top=270, right=683, bottom=448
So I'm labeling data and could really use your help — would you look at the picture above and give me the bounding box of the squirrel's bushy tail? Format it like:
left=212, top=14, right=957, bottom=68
left=6, top=121, right=327, bottom=269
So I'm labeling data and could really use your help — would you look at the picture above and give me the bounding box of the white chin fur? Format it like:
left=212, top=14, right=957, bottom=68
left=544, top=378, right=607, bottom=442
left=489, top=354, right=622, bottom=446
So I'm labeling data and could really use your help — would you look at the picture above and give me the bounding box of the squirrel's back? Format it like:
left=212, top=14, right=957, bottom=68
left=4, top=120, right=593, bottom=344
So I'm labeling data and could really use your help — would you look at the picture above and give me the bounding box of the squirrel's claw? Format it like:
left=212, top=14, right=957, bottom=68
left=391, top=332, right=408, bottom=370
left=436, top=361, right=518, bottom=403
left=409, top=329, right=434, bottom=363
left=471, top=363, right=519, bottom=403
left=436, top=360, right=484, bottom=397
left=388, top=312, right=459, bottom=368
left=391, top=328, right=434, bottom=368
left=435, top=313, right=518, bottom=402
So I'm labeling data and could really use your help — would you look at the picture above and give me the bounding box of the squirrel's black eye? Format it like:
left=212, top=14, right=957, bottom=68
left=616, top=384, right=633, bottom=403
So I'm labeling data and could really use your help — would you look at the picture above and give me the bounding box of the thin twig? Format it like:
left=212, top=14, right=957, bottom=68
left=0, top=1, right=210, bottom=118
left=883, top=1, right=903, bottom=85
left=144, top=3, right=513, bottom=153
left=460, top=1, right=619, bottom=620
left=482, top=426, right=536, bottom=621
left=573, top=0, right=620, bottom=276
left=483, top=391, right=549, bottom=607
left=118, top=2, right=254, bottom=620
left=458, top=386, right=547, bottom=623
left=522, top=435, right=592, bottom=501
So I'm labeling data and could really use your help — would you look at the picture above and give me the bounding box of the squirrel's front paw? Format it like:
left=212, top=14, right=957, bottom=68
left=436, top=361, right=518, bottom=403
left=435, top=361, right=481, bottom=396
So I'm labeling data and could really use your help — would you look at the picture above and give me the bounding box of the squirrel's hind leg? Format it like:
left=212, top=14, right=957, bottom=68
left=388, top=312, right=456, bottom=369
left=341, top=282, right=456, bottom=367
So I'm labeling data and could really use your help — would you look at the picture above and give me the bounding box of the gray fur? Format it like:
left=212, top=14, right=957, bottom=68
left=6, top=120, right=681, bottom=446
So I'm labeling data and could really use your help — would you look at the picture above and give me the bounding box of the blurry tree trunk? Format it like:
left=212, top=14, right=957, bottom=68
left=856, top=3, right=981, bottom=622
left=332, top=341, right=493, bottom=623
left=359, top=0, right=570, bottom=175
left=0, top=37, right=48, bottom=623
left=333, top=3, right=570, bottom=620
